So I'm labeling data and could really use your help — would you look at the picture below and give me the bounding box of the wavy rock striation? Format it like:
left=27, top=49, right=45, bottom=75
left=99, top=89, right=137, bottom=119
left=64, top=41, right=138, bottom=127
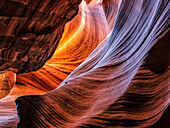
left=0, top=0, right=81, bottom=73
left=0, top=0, right=169, bottom=128
left=16, top=1, right=114, bottom=92
left=15, top=0, right=169, bottom=128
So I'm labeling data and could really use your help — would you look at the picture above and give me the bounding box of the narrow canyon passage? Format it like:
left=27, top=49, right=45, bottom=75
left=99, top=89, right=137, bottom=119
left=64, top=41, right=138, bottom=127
left=0, top=0, right=169, bottom=127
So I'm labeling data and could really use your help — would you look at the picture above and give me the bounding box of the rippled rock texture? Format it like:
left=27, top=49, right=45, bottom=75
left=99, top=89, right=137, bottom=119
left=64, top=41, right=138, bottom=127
left=0, top=0, right=81, bottom=73
left=0, top=0, right=169, bottom=128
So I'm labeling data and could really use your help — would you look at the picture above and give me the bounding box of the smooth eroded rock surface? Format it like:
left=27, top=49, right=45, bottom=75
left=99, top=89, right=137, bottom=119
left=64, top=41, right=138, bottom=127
left=0, top=0, right=169, bottom=128
left=15, top=0, right=169, bottom=127
left=0, top=72, right=15, bottom=99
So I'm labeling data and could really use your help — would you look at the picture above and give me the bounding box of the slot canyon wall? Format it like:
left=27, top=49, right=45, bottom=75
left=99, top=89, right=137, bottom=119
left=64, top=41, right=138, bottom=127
left=0, top=0, right=169, bottom=127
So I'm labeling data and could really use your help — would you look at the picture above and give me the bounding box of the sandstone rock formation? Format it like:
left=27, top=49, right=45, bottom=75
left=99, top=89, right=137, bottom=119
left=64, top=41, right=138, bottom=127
left=0, top=0, right=81, bottom=73
left=0, top=0, right=169, bottom=128
left=0, top=72, right=15, bottom=99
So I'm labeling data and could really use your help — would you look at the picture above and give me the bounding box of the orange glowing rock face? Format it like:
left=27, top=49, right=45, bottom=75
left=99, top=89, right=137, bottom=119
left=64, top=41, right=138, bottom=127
left=0, top=72, right=16, bottom=99
left=0, top=0, right=169, bottom=128
left=16, top=1, right=116, bottom=92
left=0, top=0, right=81, bottom=74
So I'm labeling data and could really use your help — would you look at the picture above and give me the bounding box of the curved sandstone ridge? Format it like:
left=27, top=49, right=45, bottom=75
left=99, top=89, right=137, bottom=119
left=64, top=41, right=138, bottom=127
left=16, top=1, right=115, bottom=92
left=0, top=0, right=169, bottom=128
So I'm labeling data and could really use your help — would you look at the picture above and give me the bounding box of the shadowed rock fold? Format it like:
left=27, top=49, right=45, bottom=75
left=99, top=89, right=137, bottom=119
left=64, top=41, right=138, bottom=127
left=0, top=0, right=169, bottom=128
left=0, top=0, right=81, bottom=73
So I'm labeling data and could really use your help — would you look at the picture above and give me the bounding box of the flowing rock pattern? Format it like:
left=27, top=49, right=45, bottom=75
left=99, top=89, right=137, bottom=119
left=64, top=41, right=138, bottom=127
left=0, top=0, right=169, bottom=128
left=0, top=0, right=81, bottom=73
left=16, top=0, right=118, bottom=92
left=0, top=1, right=117, bottom=127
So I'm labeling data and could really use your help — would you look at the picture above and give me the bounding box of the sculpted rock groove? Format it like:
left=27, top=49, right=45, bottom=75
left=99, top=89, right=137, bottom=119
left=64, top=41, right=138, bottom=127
left=0, top=0, right=81, bottom=73
left=15, top=0, right=169, bottom=128
left=0, top=0, right=169, bottom=128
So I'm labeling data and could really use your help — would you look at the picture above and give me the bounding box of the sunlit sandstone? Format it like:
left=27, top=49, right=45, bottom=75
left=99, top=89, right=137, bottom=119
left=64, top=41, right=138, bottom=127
left=0, top=0, right=169, bottom=127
